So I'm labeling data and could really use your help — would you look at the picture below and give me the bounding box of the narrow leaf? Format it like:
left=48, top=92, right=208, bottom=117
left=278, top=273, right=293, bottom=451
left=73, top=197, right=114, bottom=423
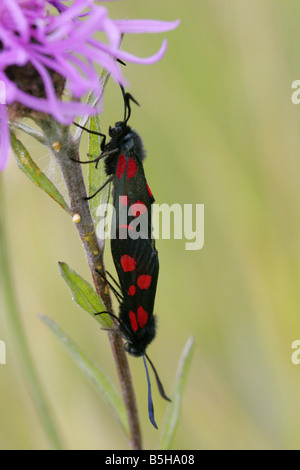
left=75, top=68, right=110, bottom=137
left=11, top=132, right=70, bottom=213
left=11, top=121, right=45, bottom=145
left=159, top=336, right=195, bottom=449
left=88, top=113, right=111, bottom=245
left=58, top=262, right=113, bottom=328
left=40, top=314, right=128, bottom=435
left=74, top=68, right=112, bottom=246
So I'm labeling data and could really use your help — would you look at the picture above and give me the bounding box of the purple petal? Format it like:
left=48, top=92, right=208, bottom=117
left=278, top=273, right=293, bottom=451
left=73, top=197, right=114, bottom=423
left=65, top=40, right=125, bottom=83
left=0, top=0, right=180, bottom=171
left=0, top=46, right=28, bottom=69
left=48, top=0, right=100, bottom=34
left=114, top=19, right=180, bottom=34
left=47, top=1, right=66, bottom=13
left=2, top=0, right=29, bottom=40
left=12, top=86, right=100, bottom=124
left=98, top=39, right=169, bottom=65
left=0, top=105, right=11, bottom=171
left=100, top=14, right=122, bottom=49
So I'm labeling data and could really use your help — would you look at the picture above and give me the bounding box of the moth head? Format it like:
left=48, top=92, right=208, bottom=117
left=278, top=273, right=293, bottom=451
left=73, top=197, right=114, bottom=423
left=108, top=121, right=126, bottom=138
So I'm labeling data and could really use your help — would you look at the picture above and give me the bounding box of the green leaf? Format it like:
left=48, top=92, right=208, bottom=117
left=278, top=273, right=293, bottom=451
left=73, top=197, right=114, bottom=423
left=10, top=132, right=70, bottom=214
left=40, top=314, right=128, bottom=436
left=159, top=336, right=195, bottom=450
left=87, top=112, right=110, bottom=235
left=86, top=72, right=111, bottom=246
left=75, top=68, right=111, bottom=133
left=11, top=121, right=45, bottom=145
left=74, top=69, right=112, bottom=244
left=58, top=262, right=113, bottom=328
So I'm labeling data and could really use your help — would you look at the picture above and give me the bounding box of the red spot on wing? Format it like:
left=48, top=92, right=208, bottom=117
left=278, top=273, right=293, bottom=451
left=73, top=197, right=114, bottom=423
left=137, top=306, right=148, bottom=329
left=119, top=224, right=133, bottom=240
left=119, top=224, right=133, bottom=231
left=128, top=285, right=136, bottom=296
left=117, top=154, right=126, bottom=179
left=120, top=195, right=129, bottom=206
left=129, top=311, right=138, bottom=332
left=130, top=201, right=147, bottom=217
left=120, top=254, right=136, bottom=272
left=137, top=275, right=152, bottom=290
left=127, top=157, right=137, bottom=178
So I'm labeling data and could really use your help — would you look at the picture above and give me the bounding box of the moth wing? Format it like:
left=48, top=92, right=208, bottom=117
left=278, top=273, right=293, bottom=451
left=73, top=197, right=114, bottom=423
left=111, top=235, right=159, bottom=315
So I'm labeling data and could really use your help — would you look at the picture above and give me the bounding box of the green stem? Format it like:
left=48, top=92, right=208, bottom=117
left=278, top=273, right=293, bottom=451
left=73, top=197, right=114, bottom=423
left=38, top=115, right=143, bottom=450
left=0, top=175, right=63, bottom=450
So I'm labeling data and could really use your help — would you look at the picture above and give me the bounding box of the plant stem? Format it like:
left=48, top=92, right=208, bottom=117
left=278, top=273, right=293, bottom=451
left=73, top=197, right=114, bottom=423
left=0, top=175, right=63, bottom=450
left=38, top=116, right=143, bottom=450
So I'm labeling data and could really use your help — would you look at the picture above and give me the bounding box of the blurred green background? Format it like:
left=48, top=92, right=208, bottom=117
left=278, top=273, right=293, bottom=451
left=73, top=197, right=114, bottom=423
left=1, top=0, right=300, bottom=450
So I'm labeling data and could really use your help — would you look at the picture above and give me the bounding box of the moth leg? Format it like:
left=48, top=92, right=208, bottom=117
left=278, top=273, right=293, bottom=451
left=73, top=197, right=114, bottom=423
left=84, top=175, right=113, bottom=200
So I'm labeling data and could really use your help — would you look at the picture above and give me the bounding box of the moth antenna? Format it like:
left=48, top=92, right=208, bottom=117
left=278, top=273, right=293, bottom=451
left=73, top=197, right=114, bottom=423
left=145, top=353, right=171, bottom=402
left=119, top=85, right=140, bottom=124
left=142, top=355, right=158, bottom=429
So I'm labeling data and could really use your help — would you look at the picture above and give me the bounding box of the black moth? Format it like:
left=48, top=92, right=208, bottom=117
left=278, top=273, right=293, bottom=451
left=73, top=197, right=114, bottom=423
left=74, top=87, right=170, bottom=428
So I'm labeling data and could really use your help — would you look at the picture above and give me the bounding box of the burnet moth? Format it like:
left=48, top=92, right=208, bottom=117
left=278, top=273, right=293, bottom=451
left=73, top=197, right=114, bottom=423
left=74, top=87, right=171, bottom=428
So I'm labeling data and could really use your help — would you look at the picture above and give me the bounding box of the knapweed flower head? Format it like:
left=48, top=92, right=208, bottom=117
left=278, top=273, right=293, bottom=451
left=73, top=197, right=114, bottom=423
left=0, top=0, right=179, bottom=170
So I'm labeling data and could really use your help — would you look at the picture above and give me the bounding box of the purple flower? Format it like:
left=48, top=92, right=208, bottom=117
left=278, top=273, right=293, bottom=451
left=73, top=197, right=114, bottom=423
left=0, top=0, right=179, bottom=171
